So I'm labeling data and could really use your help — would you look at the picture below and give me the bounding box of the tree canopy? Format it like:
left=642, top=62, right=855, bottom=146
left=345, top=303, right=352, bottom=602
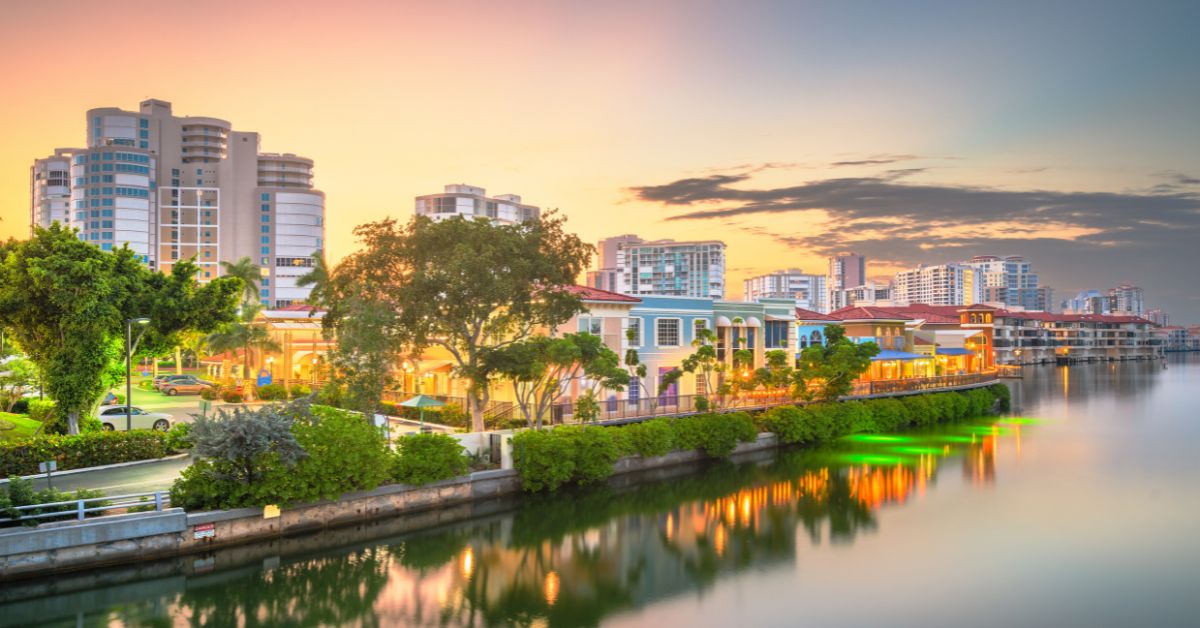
left=0, top=224, right=241, bottom=432
left=794, top=325, right=879, bottom=401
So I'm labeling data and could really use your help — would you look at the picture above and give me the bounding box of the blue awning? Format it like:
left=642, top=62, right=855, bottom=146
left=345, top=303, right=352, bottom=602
left=934, top=348, right=974, bottom=356
left=871, top=350, right=925, bottom=361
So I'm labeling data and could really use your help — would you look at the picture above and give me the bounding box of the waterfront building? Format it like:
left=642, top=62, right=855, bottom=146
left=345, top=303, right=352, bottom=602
left=1107, top=283, right=1145, bottom=316
left=611, top=237, right=726, bottom=298
left=1154, top=326, right=1190, bottom=352
left=990, top=311, right=1158, bottom=364
left=830, top=280, right=895, bottom=310
left=414, top=183, right=540, bottom=225
left=892, top=263, right=981, bottom=306
left=30, top=98, right=325, bottom=307
left=743, top=269, right=826, bottom=312
left=1035, top=286, right=1056, bottom=312
left=826, top=253, right=866, bottom=309
left=961, top=255, right=1041, bottom=310
left=1145, top=308, right=1169, bottom=326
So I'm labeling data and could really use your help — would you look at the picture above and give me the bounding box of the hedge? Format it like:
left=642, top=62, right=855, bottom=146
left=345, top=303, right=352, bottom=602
left=391, top=433, right=470, bottom=486
left=0, top=431, right=170, bottom=477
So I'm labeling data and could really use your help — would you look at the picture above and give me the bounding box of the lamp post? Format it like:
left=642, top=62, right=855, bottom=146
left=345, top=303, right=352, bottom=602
left=126, top=318, right=151, bottom=431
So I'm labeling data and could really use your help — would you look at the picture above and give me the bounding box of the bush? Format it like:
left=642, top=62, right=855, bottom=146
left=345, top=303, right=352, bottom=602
left=221, top=390, right=244, bottom=404
left=988, top=383, right=1011, bottom=411
left=255, top=384, right=286, bottom=401
left=165, top=422, right=192, bottom=451
left=900, top=394, right=935, bottom=427
left=670, top=413, right=756, bottom=458
left=289, top=384, right=313, bottom=398
left=314, top=384, right=345, bottom=408
left=0, top=431, right=169, bottom=477
left=511, top=429, right=577, bottom=492
left=27, top=399, right=55, bottom=424
left=1, top=477, right=108, bottom=526
left=623, top=418, right=675, bottom=457
left=9, top=399, right=30, bottom=414
left=757, top=406, right=813, bottom=445
left=138, top=380, right=156, bottom=391
left=200, top=386, right=221, bottom=401
left=565, top=426, right=622, bottom=485
left=391, top=433, right=469, bottom=486
left=863, top=398, right=906, bottom=432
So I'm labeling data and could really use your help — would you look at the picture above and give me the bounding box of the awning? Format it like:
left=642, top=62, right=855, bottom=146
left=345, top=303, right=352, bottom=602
left=933, top=348, right=975, bottom=356
left=744, top=316, right=763, bottom=327
left=871, top=350, right=926, bottom=361
left=715, top=315, right=732, bottom=326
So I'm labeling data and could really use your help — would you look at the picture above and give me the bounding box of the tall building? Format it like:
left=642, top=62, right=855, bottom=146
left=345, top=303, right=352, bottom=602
left=961, top=255, right=1040, bottom=309
left=610, top=237, right=726, bottom=298
left=414, top=184, right=539, bottom=225
left=892, top=264, right=980, bottom=306
left=588, top=234, right=643, bottom=293
left=743, top=269, right=826, bottom=311
left=826, top=253, right=866, bottom=308
left=831, top=280, right=895, bottom=309
left=1035, top=286, right=1055, bottom=313
left=1107, top=283, right=1145, bottom=315
left=1145, top=308, right=1169, bottom=326
left=30, top=98, right=325, bottom=307
left=1061, top=289, right=1113, bottom=315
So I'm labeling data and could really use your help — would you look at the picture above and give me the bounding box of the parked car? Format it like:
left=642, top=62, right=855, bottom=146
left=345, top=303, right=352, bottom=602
left=160, top=377, right=215, bottom=396
left=95, top=405, right=172, bottom=431
left=153, top=374, right=195, bottom=390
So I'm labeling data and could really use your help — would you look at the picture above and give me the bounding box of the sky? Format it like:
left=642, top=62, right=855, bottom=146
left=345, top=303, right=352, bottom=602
left=1, top=0, right=1198, bottom=321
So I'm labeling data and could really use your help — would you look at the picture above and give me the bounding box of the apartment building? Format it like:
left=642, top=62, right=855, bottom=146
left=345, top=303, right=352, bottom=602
left=961, top=255, right=1041, bottom=310
left=826, top=253, right=866, bottom=309
left=892, top=263, right=980, bottom=306
left=414, top=184, right=540, bottom=225
left=1107, top=283, right=1145, bottom=316
left=609, top=237, right=726, bottom=298
left=743, top=269, right=826, bottom=312
left=990, top=311, right=1159, bottom=364
left=30, top=98, right=325, bottom=307
left=830, top=280, right=895, bottom=310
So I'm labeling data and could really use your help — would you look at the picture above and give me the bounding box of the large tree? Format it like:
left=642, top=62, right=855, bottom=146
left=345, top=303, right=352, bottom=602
left=0, top=225, right=241, bottom=432
left=206, top=303, right=282, bottom=381
left=220, top=256, right=262, bottom=305
left=323, top=214, right=592, bottom=432
left=793, top=324, right=879, bottom=401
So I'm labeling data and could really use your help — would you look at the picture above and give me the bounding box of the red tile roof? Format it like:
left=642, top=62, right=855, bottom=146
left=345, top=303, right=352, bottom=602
left=273, top=303, right=326, bottom=313
left=565, top=285, right=641, bottom=303
left=794, top=307, right=839, bottom=321
left=828, top=306, right=915, bottom=321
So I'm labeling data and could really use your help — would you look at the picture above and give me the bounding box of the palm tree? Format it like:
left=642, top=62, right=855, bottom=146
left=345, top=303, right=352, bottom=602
left=221, top=257, right=261, bottom=305
left=296, top=249, right=331, bottom=312
left=206, top=303, right=281, bottom=381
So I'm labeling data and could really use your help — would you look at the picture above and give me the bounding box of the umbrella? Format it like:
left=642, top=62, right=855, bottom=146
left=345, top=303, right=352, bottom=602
left=399, top=394, right=446, bottom=431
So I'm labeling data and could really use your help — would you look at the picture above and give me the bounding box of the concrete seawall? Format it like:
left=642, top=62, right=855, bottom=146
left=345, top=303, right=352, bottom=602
left=0, top=434, right=780, bottom=581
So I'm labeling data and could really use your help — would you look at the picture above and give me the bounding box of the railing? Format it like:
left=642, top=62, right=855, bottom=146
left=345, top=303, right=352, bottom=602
left=995, top=364, right=1024, bottom=378
left=5, top=491, right=171, bottom=524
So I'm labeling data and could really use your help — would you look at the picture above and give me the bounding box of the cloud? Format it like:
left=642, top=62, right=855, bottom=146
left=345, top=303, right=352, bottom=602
left=830, top=153, right=919, bottom=167
left=629, top=168, right=1200, bottom=321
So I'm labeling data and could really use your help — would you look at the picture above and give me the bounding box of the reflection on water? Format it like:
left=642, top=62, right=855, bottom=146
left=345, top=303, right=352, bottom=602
left=4, top=355, right=1198, bottom=627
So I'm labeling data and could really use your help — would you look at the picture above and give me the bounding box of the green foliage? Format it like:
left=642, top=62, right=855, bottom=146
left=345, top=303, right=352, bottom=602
left=27, top=399, right=55, bottom=423
left=622, top=418, right=676, bottom=457
left=138, top=380, right=156, bottom=391
left=574, top=390, right=602, bottom=423
left=255, top=384, right=287, bottom=400
left=0, top=431, right=168, bottom=476
left=165, top=421, right=192, bottom=451
left=390, top=433, right=469, bottom=486
left=794, top=325, right=879, bottom=401
left=219, top=257, right=262, bottom=305
left=757, top=405, right=816, bottom=445
left=199, top=386, right=221, bottom=401
left=221, top=390, right=244, bottom=403
left=327, top=295, right=400, bottom=417
left=1, top=477, right=109, bottom=526
left=186, top=401, right=306, bottom=484
left=988, top=383, right=1011, bottom=411
left=0, top=225, right=240, bottom=434
left=9, top=398, right=30, bottom=414
left=511, top=429, right=578, bottom=492
left=669, top=412, right=757, bottom=458
left=0, top=357, right=37, bottom=413
left=206, top=303, right=281, bottom=384
left=289, top=384, right=313, bottom=398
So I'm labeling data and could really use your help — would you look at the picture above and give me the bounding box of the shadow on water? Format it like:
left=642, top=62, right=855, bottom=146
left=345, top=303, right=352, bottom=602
left=0, top=410, right=1033, bottom=628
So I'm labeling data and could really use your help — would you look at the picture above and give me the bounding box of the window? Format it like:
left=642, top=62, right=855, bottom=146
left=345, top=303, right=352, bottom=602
left=261, top=247, right=270, bottom=255
left=261, top=236, right=270, bottom=244
left=765, top=320, right=789, bottom=349
left=261, top=204, right=270, bottom=212
left=656, top=318, right=681, bottom=347
left=625, top=317, right=643, bottom=346
left=261, top=226, right=270, bottom=233
left=577, top=316, right=603, bottom=335
left=261, top=193, right=270, bottom=201
left=260, top=289, right=270, bottom=297
left=139, top=130, right=149, bottom=139
left=693, top=318, right=708, bottom=341
left=261, top=215, right=270, bottom=223
left=261, top=278, right=270, bottom=286
left=139, top=119, right=149, bottom=129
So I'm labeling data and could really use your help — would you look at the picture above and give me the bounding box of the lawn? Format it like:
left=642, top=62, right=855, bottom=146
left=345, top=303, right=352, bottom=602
left=0, top=412, right=42, bottom=441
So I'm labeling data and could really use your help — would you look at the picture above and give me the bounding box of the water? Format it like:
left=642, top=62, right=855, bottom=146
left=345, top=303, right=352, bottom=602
left=3, top=356, right=1198, bottom=627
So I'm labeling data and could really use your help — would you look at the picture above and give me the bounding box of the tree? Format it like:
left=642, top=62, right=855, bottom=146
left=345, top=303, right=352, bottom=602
left=659, top=326, right=726, bottom=411
left=0, top=356, right=37, bottom=412
left=187, top=400, right=308, bottom=484
left=0, top=225, right=241, bottom=433
left=326, top=295, right=401, bottom=418
left=752, top=350, right=795, bottom=391
left=220, top=256, right=262, bottom=305
left=324, top=214, right=592, bottom=432
left=793, top=324, right=879, bottom=401
left=206, top=303, right=282, bottom=382
left=296, top=249, right=331, bottom=312
left=484, top=332, right=627, bottom=429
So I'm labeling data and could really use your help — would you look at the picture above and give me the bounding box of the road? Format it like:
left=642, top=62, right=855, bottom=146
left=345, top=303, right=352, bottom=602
left=24, top=455, right=192, bottom=494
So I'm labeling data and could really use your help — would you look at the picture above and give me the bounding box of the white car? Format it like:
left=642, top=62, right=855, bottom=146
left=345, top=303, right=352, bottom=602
left=96, top=405, right=172, bottom=432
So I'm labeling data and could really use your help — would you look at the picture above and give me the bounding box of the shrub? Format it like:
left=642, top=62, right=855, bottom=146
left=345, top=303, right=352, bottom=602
left=840, top=400, right=873, bottom=433
left=0, top=431, right=169, bottom=477
left=221, top=390, right=244, bottom=404
left=314, top=384, right=345, bottom=408
left=758, top=406, right=812, bottom=445
left=622, top=418, right=675, bottom=457
left=670, top=413, right=756, bottom=458
left=200, top=386, right=222, bottom=401
left=165, top=422, right=192, bottom=451
left=988, top=383, right=1011, bottom=411
left=391, top=433, right=469, bottom=486
left=289, top=384, right=313, bottom=398
left=1, top=477, right=108, bottom=526
left=901, top=394, right=935, bottom=427
left=511, top=429, right=577, bottom=492
left=9, top=399, right=29, bottom=415
left=138, top=380, right=156, bottom=391
left=27, top=399, right=55, bottom=424
left=566, top=426, right=622, bottom=485
left=255, top=384, right=287, bottom=401
left=864, top=398, right=906, bottom=432
left=436, top=403, right=470, bottom=428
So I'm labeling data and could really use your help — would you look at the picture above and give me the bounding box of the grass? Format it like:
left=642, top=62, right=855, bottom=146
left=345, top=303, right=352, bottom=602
left=0, top=412, right=43, bottom=441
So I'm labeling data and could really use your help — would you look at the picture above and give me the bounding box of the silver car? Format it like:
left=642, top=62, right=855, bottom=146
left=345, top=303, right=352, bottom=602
left=96, top=405, right=172, bottom=432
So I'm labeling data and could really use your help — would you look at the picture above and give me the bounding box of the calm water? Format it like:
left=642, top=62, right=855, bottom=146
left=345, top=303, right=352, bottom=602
left=3, top=355, right=1199, bottom=627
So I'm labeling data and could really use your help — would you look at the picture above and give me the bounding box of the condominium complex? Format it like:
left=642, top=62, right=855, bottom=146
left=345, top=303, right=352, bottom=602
left=414, top=184, right=539, bottom=225
left=743, top=269, right=826, bottom=311
left=1108, top=283, right=1145, bottom=316
left=961, top=255, right=1041, bottom=310
left=29, top=98, right=324, bottom=307
left=600, top=235, right=726, bottom=298
left=587, top=234, right=643, bottom=293
left=1061, top=289, right=1112, bottom=315
left=892, top=263, right=980, bottom=306
left=831, top=280, right=896, bottom=309
left=826, top=253, right=866, bottom=308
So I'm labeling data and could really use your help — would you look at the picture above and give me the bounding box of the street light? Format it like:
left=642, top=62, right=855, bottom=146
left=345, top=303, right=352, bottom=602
left=126, top=318, right=151, bottom=432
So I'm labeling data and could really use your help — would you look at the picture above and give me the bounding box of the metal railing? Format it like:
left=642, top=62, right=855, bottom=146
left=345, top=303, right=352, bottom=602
left=5, top=491, right=171, bottom=523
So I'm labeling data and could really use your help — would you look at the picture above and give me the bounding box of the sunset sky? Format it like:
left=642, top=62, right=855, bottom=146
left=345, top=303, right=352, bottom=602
left=2, top=0, right=1198, bottom=320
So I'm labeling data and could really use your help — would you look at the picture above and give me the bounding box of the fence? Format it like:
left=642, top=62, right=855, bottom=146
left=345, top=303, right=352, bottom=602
left=4, top=491, right=172, bottom=524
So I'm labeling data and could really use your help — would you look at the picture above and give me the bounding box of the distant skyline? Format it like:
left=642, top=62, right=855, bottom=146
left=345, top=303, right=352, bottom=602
left=2, top=0, right=1197, bottom=320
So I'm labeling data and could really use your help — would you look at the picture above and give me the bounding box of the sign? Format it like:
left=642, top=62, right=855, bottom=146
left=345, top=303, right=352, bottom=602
left=38, top=461, right=57, bottom=473
left=263, top=504, right=281, bottom=519
left=193, top=523, right=215, bottom=540
left=199, top=399, right=212, bottom=417
left=256, top=368, right=273, bottom=387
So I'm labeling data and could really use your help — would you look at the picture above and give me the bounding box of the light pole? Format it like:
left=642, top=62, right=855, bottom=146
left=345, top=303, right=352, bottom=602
left=126, top=318, right=151, bottom=431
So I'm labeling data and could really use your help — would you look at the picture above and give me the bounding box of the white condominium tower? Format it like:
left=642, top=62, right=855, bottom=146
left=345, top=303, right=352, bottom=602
left=415, top=184, right=540, bottom=225
left=607, top=236, right=726, bottom=298
left=29, top=98, right=325, bottom=307
left=743, top=269, right=826, bottom=311
left=961, top=255, right=1041, bottom=310
left=826, top=253, right=866, bottom=310
left=892, top=263, right=981, bottom=306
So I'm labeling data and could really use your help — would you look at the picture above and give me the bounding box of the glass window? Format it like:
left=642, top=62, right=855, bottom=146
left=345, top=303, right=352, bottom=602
left=261, top=215, right=270, bottom=222
left=139, top=118, right=148, bottom=128
left=260, top=289, right=270, bottom=297
left=577, top=317, right=602, bottom=335
left=261, top=193, right=270, bottom=201
left=657, top=319, right=681, bottom=347
left=261, top=247, right=270, bottom=255
left=261, top=225, right=270, bottom=233
left=261, top=204, right=270, bottom=212
left=693, top=318, right=708, bottom=341
left=260, top=236, right=270, bottom=244
left=626, top=317, right=642, bottom=346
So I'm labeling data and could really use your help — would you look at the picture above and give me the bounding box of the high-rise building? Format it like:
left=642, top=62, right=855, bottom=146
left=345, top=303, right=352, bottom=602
left=414, top=184, right=539, bottom=225
left=961, top=255, right=1041, bottom=309
left=1061, top=289, right=1114, bottom=315
left=826, top=253, right=866, bottom=307
left=831, top=280, right=895, bottom=309
left=610, top=237, right=726, bottom=298
left=892, top=264, right=980, bottom=306
left=588, top=234, right=643, bottom=293
left=743, top=269, right=826, bottom=311
left=1107, top=283, right=1145, bottom=316
left=1035, top=286, right=1055, bottom=313
left=30, top=98, right=325, bottom=307
left=1145, top=308, right=1169, bottom=326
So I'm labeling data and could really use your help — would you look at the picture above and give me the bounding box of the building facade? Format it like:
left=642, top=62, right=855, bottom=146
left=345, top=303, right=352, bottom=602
left=30, top=98, right=325, bottom=307
left=1107, top=283, right=1145, bottom=316
left=892, top=264, right=980, bottom=306
left=414, top=184, right=540, bottom=225
left=743, top=269, right=826, bottom=312
left=961, top=255, right=1041, bottom=310
left=830, top=280, right=895, bottom=310
left=588, top=234, right=643, bottom=293
left=613, top=238, right=726, bottom=298
left=826, top=253, right=866, bottom=309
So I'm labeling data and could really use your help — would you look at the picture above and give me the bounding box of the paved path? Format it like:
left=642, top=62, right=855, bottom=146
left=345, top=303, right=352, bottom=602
left=24, top=455, right=193, bottom=494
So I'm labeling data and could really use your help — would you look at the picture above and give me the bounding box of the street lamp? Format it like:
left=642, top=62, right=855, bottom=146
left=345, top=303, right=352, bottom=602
left=126, top=318, right=151, bottom=431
